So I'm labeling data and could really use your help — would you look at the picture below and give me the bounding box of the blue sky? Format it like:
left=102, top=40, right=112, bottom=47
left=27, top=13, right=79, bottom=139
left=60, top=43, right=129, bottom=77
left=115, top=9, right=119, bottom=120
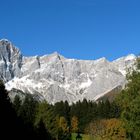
left=0, top=0, right=140, bottom=61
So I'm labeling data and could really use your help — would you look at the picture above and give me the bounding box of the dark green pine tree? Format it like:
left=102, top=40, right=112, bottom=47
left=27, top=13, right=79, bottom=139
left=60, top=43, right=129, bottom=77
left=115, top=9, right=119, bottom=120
left=36, top=119, right=52, bottom=140
left=19, top=94, right=38, bottom=125
left=64, top=101, right=70, bottom=125
left=117, top=57, right=140, bottom=140
left=57, top=128, right=71, bottom=140
left=0, top=80, right=55, bottom=139
left=102, top=99, right=111, bottom=118
left=13, top=95, right=21, bottom=116
left=0, top=80, right=24, bottom=139
left=110, top=101, right=120, bottom=118
left=97, top=101, right=104, bottom=119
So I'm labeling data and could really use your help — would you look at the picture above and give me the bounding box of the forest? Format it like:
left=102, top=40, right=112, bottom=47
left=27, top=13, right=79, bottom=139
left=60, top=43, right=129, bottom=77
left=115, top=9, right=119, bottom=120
left=1, top=57, right=140, bottom=140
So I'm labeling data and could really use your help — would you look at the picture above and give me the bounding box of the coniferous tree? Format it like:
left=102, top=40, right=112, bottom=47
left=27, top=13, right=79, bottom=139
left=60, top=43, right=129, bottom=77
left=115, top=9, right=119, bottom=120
left=35, top=101, right=58, bottom=139
left=36, top=118, right=52, bottom=140
left=0, top=81, right=27, bottom=139
left=19, top=94, right=38, bottom=125
left=13, top=95, right=21, bottom=116
left=117, top=57, right=140, bottom=140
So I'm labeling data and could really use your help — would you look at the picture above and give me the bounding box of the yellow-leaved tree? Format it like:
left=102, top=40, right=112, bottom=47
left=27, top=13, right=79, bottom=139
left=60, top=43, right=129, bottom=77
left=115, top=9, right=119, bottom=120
left=85, top=118, right=126, bottom=140
left=71, top=116, right=78, bottom=133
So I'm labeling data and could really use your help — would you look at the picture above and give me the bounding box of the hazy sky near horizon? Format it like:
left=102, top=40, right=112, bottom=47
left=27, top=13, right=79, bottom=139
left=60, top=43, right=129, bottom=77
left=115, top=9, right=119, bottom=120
left=0, top=0, right=140, bottom=60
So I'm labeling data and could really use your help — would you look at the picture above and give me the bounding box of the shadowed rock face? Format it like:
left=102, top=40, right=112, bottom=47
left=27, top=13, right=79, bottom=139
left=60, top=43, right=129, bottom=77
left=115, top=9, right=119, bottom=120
left=0, top=39, right=136, bottom=103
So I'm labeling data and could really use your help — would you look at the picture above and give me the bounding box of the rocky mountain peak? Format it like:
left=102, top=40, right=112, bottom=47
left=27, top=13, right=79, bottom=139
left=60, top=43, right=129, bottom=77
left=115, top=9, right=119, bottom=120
left=0, top=39, right=22, bottom=81
left=0, top=39, right=21, bottom=59
left=125, top=54, right=136, bottom=61
left=0, top=39, right=136, bottom=103
left=0, top=38, right=10, bottom=45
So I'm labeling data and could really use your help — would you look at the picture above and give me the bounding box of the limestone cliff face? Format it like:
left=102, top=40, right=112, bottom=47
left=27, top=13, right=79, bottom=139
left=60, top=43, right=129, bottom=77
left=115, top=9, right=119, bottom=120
left=0, top=39, right=136, bottom=103
left=0, top=39, right=22, bottom=81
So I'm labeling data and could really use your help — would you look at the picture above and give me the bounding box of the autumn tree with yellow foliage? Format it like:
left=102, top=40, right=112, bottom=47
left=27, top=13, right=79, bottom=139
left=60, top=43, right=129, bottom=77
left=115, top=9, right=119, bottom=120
left=58, top=116, right=71, bottom=140
left=85, top=118, right=126, bottom=140
left=71, top=116, right=78, bottom=133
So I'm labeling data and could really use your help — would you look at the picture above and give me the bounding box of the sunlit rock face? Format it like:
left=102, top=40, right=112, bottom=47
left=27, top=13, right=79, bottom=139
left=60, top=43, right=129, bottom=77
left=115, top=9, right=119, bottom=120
left=0, top=39, right=136, bottom=103
left=0, top=39, right=22, bottom=81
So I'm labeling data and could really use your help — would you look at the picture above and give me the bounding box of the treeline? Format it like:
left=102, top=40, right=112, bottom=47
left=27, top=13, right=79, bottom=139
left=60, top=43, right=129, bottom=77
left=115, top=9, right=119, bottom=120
left=12, top=93, right=120, bottom=140
left=0, top=78, right=121, bottom=140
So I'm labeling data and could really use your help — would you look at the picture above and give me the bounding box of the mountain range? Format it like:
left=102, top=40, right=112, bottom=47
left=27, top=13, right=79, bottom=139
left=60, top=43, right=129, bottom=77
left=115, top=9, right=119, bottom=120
left=0, top=39, right=136, bottom=103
